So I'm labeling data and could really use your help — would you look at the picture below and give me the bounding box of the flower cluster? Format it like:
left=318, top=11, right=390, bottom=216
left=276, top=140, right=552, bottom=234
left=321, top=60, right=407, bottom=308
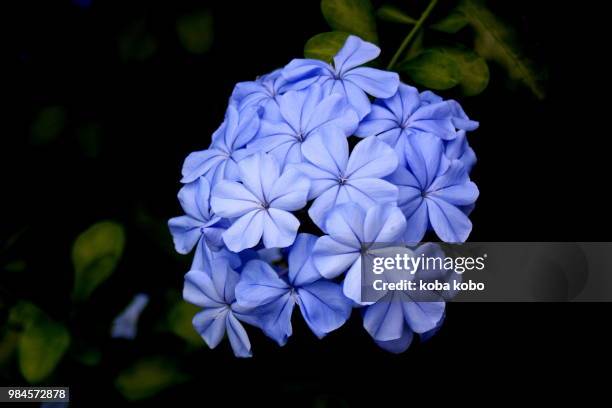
left=169, top=35, right=479, bottom=356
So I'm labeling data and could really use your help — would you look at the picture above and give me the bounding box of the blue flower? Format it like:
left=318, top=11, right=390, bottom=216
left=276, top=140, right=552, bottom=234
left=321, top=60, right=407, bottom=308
left=181, top=104, right=260, bottom=184
left=312, top=203, right=406, bottom=303
left=111, top=294, right=150, bottom=340
left=356, top=84, right=479, bottom=164
left=235, top=233, right=352, bottom=345
left=445, top=130, right=477, bottom=173
left=230, top=69, right=287, bottom=116
left=292, top=128, right=399, bottom=228
left=210, top=152, right=310, bottom=252
left=183, top=258, right=256, bottom=358
left=362, top=243, right=446, bottom=353
left=387, top=132, right=479, bottom=243
left=248, top=84, right=358, bottom=167
left=168, top=176, right=227, bottom=270
left=282, top=35, right=399, bottom=119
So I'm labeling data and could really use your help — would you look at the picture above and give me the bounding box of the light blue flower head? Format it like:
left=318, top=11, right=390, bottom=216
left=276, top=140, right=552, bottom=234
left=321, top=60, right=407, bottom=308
left=282, top=35, right=400, bottom=119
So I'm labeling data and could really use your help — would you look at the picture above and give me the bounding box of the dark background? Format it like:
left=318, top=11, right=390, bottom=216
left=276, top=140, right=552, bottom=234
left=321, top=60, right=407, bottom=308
left=3, top=0, right=610, bottom=405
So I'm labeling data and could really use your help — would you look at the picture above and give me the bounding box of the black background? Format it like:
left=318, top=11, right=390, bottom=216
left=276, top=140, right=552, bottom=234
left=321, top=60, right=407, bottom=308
left=3, top=0, right=611, bottom=405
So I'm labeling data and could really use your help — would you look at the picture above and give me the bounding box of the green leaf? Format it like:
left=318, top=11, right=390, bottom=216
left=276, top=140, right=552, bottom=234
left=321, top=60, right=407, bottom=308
left=321, top=0, right=378, bottom=43
left=430, top=9, right=468, bottom=33
left=429, top=46, right=489, bottom=96
left=166, top=301, right=203, bottom=347
left=72, top=221, right=126, bottom=302
left=176, top=10, right=214, bottom=54
left=304, top=31, right=350, bottom=63
left=17, top=306, right=70, bottom=383
left=400, top=48, right=461, bottom=90
left=30, top=106, right=66, bottom=146
left=458, top=0, right=545, bottom=98
left=115, top=357, right=189, bottom=401
left=376, top=5, right=417, bottom=24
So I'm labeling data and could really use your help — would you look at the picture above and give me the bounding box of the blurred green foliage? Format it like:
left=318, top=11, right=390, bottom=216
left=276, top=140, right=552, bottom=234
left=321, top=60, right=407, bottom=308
left=304, top=32, right=350, bottom=63
left=72, top=221, right=126, bottom=302
left=119, top=20, right=157, bottom=61
left=115, top=357, right=189, bottom=401
left=321, top=0, right=378, bottom=43
left=176, top=10, right=214, bottom=54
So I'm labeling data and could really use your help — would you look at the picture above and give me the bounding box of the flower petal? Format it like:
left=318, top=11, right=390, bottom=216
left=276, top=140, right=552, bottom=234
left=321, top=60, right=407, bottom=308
left=226, top=313, right=252, bottom=357
left=301, top=126, right=349, bottom=176
left=222, top=209, right=265, bottom=252
left=268, top=169, right=310, bottom=211
left=346, top=136, right=398, bottom=179
left=402, top=301, right=445, bottom=334
left=363, top=293, right=405, bottom=341
left=288, top=233, right=321, bottom=287
left=237, top=152, right=279, bottom=203
left=297, top=280, right=352, bottom=338
left=235, top=259, right=290, bottom=309
left=426, top=197, right=473, bottom=243
left=183, top=269, right=225, bottom=308
left=375, top=325, right=414, bottom=354
left=344, top=67, right=400, bottom=98
left=192, top=308, right=228, bottom=349
left=403, top=201, right=429, bottom=244
left=405, top=132, right=444, bottom=189
left=211, top=180, right=260, bottom=218
left=262, top=209, right=300, bottom=248
left=312, top=236, right=360, bottom=279
left=363, top=204, right=406, bottom=243
left=168, top=215, right=202, bottom=254
left=333, top=35, right=380, bottom=74
left=180, top=148, right=226, bottom=184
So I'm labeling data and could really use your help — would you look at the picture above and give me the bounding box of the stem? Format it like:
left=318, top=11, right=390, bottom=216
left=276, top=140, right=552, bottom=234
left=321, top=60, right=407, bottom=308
left=387, top=0, right=439, bottom=70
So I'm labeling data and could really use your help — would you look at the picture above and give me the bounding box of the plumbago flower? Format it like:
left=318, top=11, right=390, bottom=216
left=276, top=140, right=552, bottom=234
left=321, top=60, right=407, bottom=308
left=282, top=35, right=400, bottom=119
left=210, top=152, right=310, bottom=252
left=293, top=127, right=398, bottom=228
left=387, top=132, right=479, bottom=243
left=170, top=34, right=480, bottom=357
left=312, top=203, right=406, bottom=303
left=247, top=83, right=358, bottom=167
left=168, top=176, right=227, bottom=269
left=356, top=83, right=479, bottom=164
left=230, top=69, right=287, bottom=115
left=235, top=233, right=352, bottom=345
left=181, top=104, right=259, bottom=184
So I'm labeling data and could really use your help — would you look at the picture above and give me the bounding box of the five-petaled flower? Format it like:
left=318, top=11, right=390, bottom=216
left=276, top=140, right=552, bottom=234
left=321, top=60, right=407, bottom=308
left=293, top=128, right=399, bottom=229
left=248, top=84, right=358, bottom=167
left=183, top=258, right=256, bottom=358
left=211, top=152, right=310, bottom=252
left=181, top=104, right=260, bottom=184
left=387, top=132, right=479, bottom=243
left=168, top=176, right=227, bottom=270
left=235, top=233, right=352, bottom=345
left=282, top=35, right=400, bottom=120
left=356, top=84, right=479, bottom=164
left=312, top=203, right=407, bottom=303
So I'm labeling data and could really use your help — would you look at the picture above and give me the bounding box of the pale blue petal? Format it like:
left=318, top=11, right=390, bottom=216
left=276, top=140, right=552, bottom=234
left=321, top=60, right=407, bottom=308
left=375, top=325, right=414, bottom=353
left=183, top=269, right=224, bottom=308
left=344, top=67, right=399, bottom=98
left=168, top=215, right=202, bottom=254
left=304, top=92, right=358, bottom=136
left=312, top=236, right=360, bottom=279
left=261, top=292, right=296, bottom=346
left=363, top=204, right=406, bottom=243
left=402, top=301, right=445, bottom=334
left=342, top=257, right=365, bottom=304
left=211, top=257, right=240, bottom=304
left=281, top=58, right=330, bottom=90
left=301, top=126, right=349, bottom=176
left=363, top=294, right=405, bottom=341
left=403, top=201, right=429, bottom=244
left=333, top=35, right=380, bottom=74
left=177, top=177, right=211, bottom=221
left=211, top=180, right=260, bottom=218
left=262, top=209, right=300, bottom=248
left=268, top=169, right=310, bottom=211
left=235, top=259, right=289, bottom=309
left=180, top=148, right=226, bottom=184
left=341, top=79, right=373, bottom=120
left=237, top=153, right=279, bottom=203
left=426, top=197, right=472, bottom=243
left=345, top=136, right=398, bottom=179
left=192, top=307, right=228, bottom=349
left=342, top=178, right=398, bottom=209
left=405, top=132, right=444, bottom=189
left=291, top=162, right=339, bottom=200
left=322, top=203, right=365, bottom=246
left=308, top=185, right=341, bottom=229
left=226, top=313, right=252, bottom=357
left=222, top=209, right=265, bottom=252
left=297, top=280, right=352, bottom=338
left=288, top=233, right=321, bottom=286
